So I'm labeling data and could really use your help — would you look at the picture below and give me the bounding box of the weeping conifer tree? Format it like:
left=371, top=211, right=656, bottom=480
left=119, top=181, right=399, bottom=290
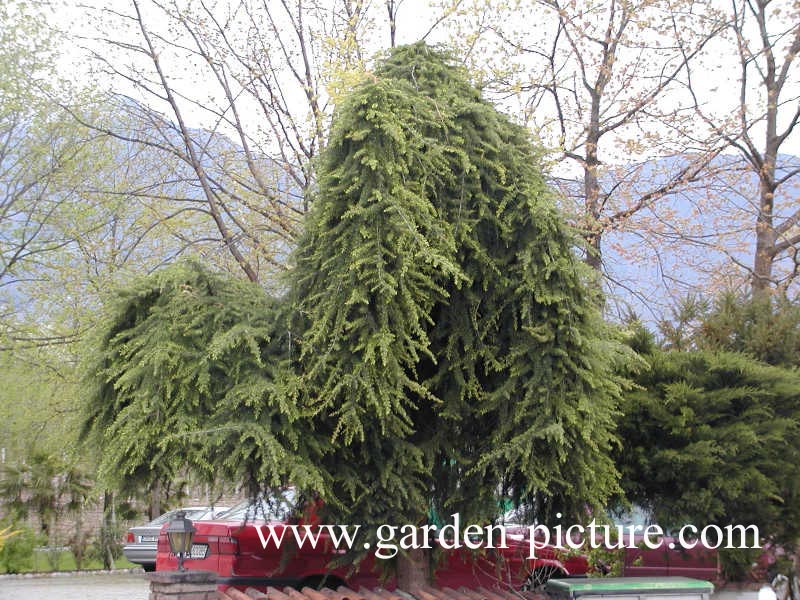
left=292, top=43, right=631, bottom=587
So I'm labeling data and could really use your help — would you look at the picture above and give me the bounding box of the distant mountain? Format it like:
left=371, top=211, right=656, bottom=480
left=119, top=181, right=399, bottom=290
left=550, top=153, right=800, bottom=322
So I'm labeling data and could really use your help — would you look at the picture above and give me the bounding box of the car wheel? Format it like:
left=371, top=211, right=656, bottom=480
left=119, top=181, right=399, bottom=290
left=522, top=566, right=563, bottom=592
left=143, top=564, right=156, bottom=572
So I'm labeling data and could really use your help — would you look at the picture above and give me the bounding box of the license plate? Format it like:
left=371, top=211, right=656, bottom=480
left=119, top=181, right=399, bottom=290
left=140, top=536, right=157, bottom=542
left=189, top=544, right=208, bottom=559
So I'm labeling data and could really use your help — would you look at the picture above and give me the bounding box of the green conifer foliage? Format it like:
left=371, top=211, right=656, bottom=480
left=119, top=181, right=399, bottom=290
left=697, top=291, right=800, bottom=368
left=81, top=261, right=326, bottom=497
left=293, top=43, right=630, bottom=530
left=618, top=350, right=800, bottom=546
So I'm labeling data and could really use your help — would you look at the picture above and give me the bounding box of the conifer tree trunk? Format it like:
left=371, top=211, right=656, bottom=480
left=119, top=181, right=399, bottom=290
left=397, top=547, right=429, bottom=591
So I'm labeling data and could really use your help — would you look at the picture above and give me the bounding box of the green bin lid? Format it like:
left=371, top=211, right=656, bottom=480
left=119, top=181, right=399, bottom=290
left=545, top=576, right=714, bottom=593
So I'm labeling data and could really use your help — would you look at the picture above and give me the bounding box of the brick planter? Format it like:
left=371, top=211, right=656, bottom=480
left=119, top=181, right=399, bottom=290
left=147, top=570, right=218, bottom=600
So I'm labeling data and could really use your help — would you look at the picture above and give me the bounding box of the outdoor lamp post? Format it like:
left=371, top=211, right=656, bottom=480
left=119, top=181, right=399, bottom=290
left=165, top=510, right=196, bottom=572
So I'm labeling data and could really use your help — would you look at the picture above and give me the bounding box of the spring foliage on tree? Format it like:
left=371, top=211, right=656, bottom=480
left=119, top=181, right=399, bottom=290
left=292, top=43, right=631, bottom=545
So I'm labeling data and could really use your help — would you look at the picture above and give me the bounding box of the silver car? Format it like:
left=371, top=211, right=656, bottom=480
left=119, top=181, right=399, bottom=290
left=123, top=506, right=229, bottom=571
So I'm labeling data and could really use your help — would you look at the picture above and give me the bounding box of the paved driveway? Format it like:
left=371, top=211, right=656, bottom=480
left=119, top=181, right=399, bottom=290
left=0, top=571, right=149, bottom=600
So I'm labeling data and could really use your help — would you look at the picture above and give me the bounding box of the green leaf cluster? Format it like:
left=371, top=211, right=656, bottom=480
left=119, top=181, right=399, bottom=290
left=0, top=521, right=40, bottom=574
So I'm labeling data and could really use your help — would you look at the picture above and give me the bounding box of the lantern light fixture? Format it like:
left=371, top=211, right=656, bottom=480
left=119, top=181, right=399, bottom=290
left=165, top=510, right=196, bottom=572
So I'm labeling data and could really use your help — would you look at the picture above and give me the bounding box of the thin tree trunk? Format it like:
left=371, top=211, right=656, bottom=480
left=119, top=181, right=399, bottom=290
left=149, top=479, right=162, bottom=520
left=751, top=133, right=778, bottom=296
left=752, top=180, right=776, bottom=294
left=584, top=127, right=602, bottom=271
left=74, top=509, right=84, bottom=570
left=584, top=229, right=602, bottom=271
left=102, top=491, right=116, bottom=570
left=742, top=0, right=797, bottom=296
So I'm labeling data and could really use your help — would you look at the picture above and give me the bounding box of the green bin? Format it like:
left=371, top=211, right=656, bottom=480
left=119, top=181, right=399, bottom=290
left=544, top=576, right=714, bottom=599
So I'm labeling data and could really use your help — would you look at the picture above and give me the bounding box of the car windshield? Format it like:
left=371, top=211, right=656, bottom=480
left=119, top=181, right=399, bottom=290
left=216, top=489, right=297, bottom=523
left=148, top=508, right=211, bottom=527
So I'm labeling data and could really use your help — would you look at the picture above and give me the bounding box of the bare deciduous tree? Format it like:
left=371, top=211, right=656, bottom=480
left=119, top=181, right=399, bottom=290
left=684, top=0, right=800, bottom=295
left=73, top=0, right=378, bottom=282
left=487, top=0, right=728, bottom=283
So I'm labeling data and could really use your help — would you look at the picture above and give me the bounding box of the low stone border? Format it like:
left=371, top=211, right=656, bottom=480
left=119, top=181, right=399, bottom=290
left=0, top=567, right=145, bottom=579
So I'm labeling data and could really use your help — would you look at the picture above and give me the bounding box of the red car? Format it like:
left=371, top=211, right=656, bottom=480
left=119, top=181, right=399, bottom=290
left=155, top=498, right=588, bottom=592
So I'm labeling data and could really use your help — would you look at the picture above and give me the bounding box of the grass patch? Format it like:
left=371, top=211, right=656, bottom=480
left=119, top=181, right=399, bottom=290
left=26, top=549, right=139, bottom=573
